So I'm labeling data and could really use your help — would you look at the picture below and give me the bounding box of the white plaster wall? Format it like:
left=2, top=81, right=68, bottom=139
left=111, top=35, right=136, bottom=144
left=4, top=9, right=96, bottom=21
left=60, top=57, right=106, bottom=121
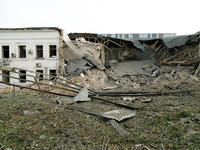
left=0, top=30, right=60, bottom=84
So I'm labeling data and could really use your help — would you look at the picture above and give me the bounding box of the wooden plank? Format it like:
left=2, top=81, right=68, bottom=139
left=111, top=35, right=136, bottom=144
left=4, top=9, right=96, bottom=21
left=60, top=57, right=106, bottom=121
left=34, top=77, right=44, bottom=97
left=66, top=105, right=102, bottom=116
left=108, top=119, right=129, bottom=137
left=90, top=96, right=139, bottom=110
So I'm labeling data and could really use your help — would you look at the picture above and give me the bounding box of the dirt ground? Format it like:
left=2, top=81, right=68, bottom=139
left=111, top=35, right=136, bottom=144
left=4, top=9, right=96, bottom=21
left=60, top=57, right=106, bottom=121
left=0, top=83, right=200, bottom=150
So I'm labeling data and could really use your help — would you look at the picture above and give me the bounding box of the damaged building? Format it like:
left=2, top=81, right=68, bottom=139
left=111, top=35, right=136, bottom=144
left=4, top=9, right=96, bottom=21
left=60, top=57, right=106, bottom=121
left=0, top=27, right=70, bottom=84
left=0, top=27, right=200, bottom=90
left=67, top=32, right=200, bottom=78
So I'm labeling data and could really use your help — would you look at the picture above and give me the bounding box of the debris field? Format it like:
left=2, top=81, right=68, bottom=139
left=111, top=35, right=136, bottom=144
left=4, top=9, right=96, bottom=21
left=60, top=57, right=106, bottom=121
left=1, top=32, right=200, bottom=149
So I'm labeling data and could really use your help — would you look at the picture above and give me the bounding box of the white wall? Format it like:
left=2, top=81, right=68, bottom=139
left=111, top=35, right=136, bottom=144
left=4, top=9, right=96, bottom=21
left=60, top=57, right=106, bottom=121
left=0, top=29, right=60, bottom=84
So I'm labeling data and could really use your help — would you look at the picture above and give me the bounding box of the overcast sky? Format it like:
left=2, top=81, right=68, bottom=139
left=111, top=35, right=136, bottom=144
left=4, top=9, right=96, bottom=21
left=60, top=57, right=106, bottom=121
left=0, top=0, right=199, bottom=35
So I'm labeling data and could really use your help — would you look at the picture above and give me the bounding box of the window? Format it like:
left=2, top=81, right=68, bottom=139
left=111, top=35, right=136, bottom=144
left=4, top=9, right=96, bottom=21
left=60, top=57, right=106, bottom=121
left=19, top=46, right=26, bottom=58
left=2, top=46, right=9, bottom=58
left=133, top=34, right=139, bottom=38
left=111, top=34, right=115, bottom=38
left=19, top=70, right=26, bottom=83
left=152, top=34, right=157, bottom=38
left=49, top=45, right=57, bottom=57
left=36, top=45, right=43, bottom=58
left=139, top=34, right=148, bottom=38
left=49, top=70, right=57, bottom=80
left=36, top=70, right=43, bottom=81
left=128, top=34, right=133, bottom=38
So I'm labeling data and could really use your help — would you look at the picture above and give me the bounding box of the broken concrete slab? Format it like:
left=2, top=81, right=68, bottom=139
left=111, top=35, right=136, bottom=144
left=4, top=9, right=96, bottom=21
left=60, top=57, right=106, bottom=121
left=73, top=87, right=91, bottom=102
left=111, top=60, right=157, bottom=76
left=102, top=109, right=136, bottom=121
left=66, top=58, right=92, bottom=73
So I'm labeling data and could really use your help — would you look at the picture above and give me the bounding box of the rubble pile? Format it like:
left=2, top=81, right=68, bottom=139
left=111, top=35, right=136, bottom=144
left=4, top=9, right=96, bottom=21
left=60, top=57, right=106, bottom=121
left=70, top=69, right=110, bottom=89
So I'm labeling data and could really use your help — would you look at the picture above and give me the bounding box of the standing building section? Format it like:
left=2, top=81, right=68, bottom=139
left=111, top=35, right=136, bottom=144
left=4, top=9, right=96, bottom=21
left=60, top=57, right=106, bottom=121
left=0, top=27, right=63, bottom=84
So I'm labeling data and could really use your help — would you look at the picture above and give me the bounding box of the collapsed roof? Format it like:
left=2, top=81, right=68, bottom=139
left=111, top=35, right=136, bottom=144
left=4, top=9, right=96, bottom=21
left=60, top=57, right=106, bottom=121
left=69, top=31, right=200, bottom=51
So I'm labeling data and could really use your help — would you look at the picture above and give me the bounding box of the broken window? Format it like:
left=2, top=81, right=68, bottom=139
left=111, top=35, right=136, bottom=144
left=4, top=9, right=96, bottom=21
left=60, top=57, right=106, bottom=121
left=49, top=70, right=57, bottom=80
left=36, top=45, right=43, bottom=58
left=2, top=71, right=9, bottom=83
left=19, top=70, right=26, bottom=83
left=36, top=70, right=43, bottom=81
left=19, top=46, right=26, bottom=58
left=49, top=45, right=57, bottom=57
left=2, top=46, right=9, bottom=58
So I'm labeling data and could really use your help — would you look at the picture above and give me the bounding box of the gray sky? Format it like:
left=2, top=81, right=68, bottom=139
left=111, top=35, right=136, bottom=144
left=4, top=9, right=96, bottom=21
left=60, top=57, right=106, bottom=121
left=0, top=0, right=199, bottom=35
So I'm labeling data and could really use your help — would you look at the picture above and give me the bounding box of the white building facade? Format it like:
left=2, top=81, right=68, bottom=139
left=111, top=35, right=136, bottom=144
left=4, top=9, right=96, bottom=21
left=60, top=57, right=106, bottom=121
left=0, top=27, right=63, bottom=84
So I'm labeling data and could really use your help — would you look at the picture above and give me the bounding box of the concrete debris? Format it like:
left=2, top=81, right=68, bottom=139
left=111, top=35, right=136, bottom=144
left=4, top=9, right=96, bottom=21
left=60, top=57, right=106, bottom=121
left=39, top=135, right=46, bottom=140
left=23, top=110, right=39, bottom=116
left=185, top=127, right=198, bottom=136
left=102, top=85, right=118, bottom=90
left=102, top=109, right=136, bottom=121
left=140, top=98, right=152, bottom=103
left=73, top=87, right=91, bottom=102
left=123, top=97, right=136, bottom=102
left=180, top=117, right=191, bottom=124
left=194, top=113, right=200, bottom=121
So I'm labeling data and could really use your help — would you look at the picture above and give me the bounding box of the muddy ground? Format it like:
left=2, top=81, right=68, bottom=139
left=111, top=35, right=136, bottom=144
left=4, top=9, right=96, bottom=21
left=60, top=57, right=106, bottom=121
left=0, top=84, right=200, bottom=150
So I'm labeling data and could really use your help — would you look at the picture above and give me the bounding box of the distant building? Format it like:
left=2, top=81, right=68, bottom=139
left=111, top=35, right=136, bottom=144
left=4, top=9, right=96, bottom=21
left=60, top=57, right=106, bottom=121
left=98, top=33, right=176, bottom=39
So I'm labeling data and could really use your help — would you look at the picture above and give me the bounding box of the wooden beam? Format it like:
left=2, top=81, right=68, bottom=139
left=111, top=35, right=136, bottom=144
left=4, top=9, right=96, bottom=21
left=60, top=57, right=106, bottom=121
left=90, top=96, right=138, bottom=110
left=163, top=50, right=185, bottom=62
left=155, top=44, right=163, bottom=51
left=34, top=77, right=44, bottom=97
left=12, top=67, right=96, bottom=93
left=103, top=40, right=108, bottom=45
left=0, top=68, right=81, bottom=93
left=152, top=40, right=158, bottom=49
left=0, top=73, right=79, bottom=94
left=159, top=49, right=169, bottom=61
left=108, top=119, right=129, bottom=137
left=0, top=80, right=74, bottom=97
left=104, top=45, right=113, bottom=51
left=107, top=38, right=123, bottom=48
left=106, top=39, right=109, bottom=47
left=66, top=105, right=102, bottom=116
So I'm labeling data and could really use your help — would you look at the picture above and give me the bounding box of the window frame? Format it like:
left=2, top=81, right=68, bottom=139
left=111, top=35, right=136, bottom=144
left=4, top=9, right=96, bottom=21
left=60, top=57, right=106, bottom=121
left=36, top=45, right=43, bottom=58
